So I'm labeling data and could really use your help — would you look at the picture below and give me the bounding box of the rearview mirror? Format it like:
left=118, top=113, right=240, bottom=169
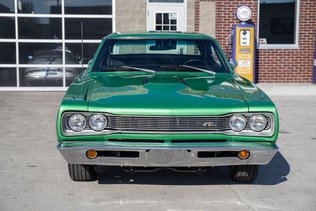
left=149, top=40, right=177, bottom=51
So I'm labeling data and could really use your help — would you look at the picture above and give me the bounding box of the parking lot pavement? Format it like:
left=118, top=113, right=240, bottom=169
left=0, top=92, right=316, bottom=211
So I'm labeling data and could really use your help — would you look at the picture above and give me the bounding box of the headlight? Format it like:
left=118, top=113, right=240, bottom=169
left=68, top=113, right=86, bottom=132
left=229, top=114, right=246, bottom=132
left=249, top=114, right=268, bottom=132
left=89, top=114, right=107, bottom=131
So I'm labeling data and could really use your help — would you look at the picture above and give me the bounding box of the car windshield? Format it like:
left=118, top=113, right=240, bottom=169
left=92, top=38, right=229, bottom=73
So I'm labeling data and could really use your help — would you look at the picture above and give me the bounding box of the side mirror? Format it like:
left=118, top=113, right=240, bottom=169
left=229, top=59, right=237, bottom=70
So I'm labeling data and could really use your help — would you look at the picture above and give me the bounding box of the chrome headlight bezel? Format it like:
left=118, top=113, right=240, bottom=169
left=226, top=113, right=274, bottom=136
left=67, top=113, right=87, bottom=132
left=229, top=114, right=247, bottom=132
left=88, top=114, right=108, bottom=131
left=249, top=114, right=268, bottom=132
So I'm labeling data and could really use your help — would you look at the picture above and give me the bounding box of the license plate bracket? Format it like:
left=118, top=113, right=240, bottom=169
left=146, top=149, right=191, bottom=165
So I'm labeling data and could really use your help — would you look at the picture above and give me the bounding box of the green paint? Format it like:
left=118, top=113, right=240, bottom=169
left=56, top=33, right=279, bottom=149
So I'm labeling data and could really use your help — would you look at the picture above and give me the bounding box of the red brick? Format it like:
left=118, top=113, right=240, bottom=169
left=210, top=0, right=316, bottom=82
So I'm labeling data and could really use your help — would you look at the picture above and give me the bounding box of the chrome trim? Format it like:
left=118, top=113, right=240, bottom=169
left=61, top=112, right=275, bottom=137
left=88, top=114, right=108, bottom=131
left=57, top=143, right=278, bottom=167
left=68, top=113, right=87, bottom=132
left=228, top=114, right=247, bottom=132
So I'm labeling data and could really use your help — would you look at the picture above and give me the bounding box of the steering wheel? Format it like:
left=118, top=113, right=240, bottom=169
left=181, top=59, right=208, bottom=66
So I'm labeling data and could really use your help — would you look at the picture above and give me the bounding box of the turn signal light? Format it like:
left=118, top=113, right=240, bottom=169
left=86, top=149, right=98, bottom=159
left=238, top=150, right=250, bottom=160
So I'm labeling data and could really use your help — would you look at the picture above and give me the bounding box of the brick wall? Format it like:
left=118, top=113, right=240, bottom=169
left=194, top=0, right=200, bottom=32
left=212, top=0, right=316, bottom=83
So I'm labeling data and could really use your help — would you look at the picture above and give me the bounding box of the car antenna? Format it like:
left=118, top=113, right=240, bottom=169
left=81, top=21, right=84, bottom=73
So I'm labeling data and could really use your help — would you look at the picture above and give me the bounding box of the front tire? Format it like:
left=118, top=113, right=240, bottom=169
left=229, top=165, right=259, bottom=183
left=68, top=164, right=97, bottom=182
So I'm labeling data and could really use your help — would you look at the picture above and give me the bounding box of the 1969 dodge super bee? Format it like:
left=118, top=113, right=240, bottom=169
left=56, top=32, right=279, bottom=183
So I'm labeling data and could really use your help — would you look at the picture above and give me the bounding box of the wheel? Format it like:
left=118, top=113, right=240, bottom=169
left=229, top=165, right=258, bottom=183
left=68, top=164, right=97, bottom=182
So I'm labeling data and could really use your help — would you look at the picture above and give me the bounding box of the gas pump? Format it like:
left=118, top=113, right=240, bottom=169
left=230, top=6, right=256, bottom=82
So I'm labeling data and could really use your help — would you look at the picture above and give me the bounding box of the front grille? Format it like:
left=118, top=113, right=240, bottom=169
left=108, top=139, right=164, bottom=143
left=107, top=139, right=227, bottom=143
left=62, top=112, right=275, bottom=136
left=106, top=116, right=230, bottom=131
left=171, top=139, right=227, bottom=143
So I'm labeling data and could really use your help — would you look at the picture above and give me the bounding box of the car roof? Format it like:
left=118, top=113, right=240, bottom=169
left=104, top=32, right=215, bottom=40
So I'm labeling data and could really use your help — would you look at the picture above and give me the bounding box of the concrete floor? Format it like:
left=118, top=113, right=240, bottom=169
left=0, top=92, right=315, bottom=211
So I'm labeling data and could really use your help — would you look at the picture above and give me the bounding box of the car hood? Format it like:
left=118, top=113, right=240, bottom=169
left=86, top=73, right=249, bottom=115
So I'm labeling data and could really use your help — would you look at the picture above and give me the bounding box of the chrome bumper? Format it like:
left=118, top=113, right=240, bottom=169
left=57, top=144, right=278, bottom=167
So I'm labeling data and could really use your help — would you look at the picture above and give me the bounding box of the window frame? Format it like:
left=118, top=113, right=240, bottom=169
left=155, top=11, right=179, bottom=32
left=92, top=38, right=230, bottom=74
left=0, top=0, right=115, bottom=91
left=146, top=0, right=187, bottom=32
left=257, top=0, right=300, bottom=49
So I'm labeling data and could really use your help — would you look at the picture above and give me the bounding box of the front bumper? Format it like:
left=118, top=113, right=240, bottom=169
left=57, top=143, right=278, bottom=167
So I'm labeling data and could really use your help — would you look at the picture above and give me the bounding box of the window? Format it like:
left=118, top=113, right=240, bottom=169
left=0, top=0, right=113, bottom=89
left=210, top=45, right=221, bottom=66
left=93, top=39, right=228, bottom=74
left=64, top=0, right=112, bottom=14
left=17, top=0, right=62, bottom=14
left=19, top=43, right=63, bottom=64
left=18, top=17, right=62, bottom=39
left=0, top=17, right=15, bottom=38
left=155, top=13, right=177, bottom=32
left=65, top=43, right=99, bottom=64
left=65, top=18, right=112, bottom=39
left=0, top=0, right=15, bottom=13
left=0, top=68, right=16, bottom=87
left=259, top=0, right=298, bottom=48
left=111, top=40, right=200, bottom=55
left=0, top=43, right=16, bottom=64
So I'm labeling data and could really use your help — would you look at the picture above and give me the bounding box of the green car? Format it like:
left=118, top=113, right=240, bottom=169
left=56, top=32, right=279, bottom=183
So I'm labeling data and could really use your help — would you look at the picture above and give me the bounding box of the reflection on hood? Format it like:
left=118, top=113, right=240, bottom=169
left=89, top=74, right=245, bottom=102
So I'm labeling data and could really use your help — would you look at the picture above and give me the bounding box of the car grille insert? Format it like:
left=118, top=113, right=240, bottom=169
left=108, top=139, right=165, bottom=143
left=171, top=139, right=227, bottom=143
left=106, top=116, right=230, bottom=132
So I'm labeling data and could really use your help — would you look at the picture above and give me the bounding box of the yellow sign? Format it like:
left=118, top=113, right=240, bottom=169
left=234, top=26, right=255, bottom=82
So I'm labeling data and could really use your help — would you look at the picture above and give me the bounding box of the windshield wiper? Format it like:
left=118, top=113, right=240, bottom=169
left=102, top=65, right=155, bottom=74
left=121, top=66, right=156, bottom=74
left=179, top=65, right=216, bottom=75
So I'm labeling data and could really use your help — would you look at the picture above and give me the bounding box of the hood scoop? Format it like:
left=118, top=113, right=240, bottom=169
left=95, top=75, right=147, bottom=87
left=88, top=74, right=247, bottom=115
left=147, top=76, right=183, bottom=84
